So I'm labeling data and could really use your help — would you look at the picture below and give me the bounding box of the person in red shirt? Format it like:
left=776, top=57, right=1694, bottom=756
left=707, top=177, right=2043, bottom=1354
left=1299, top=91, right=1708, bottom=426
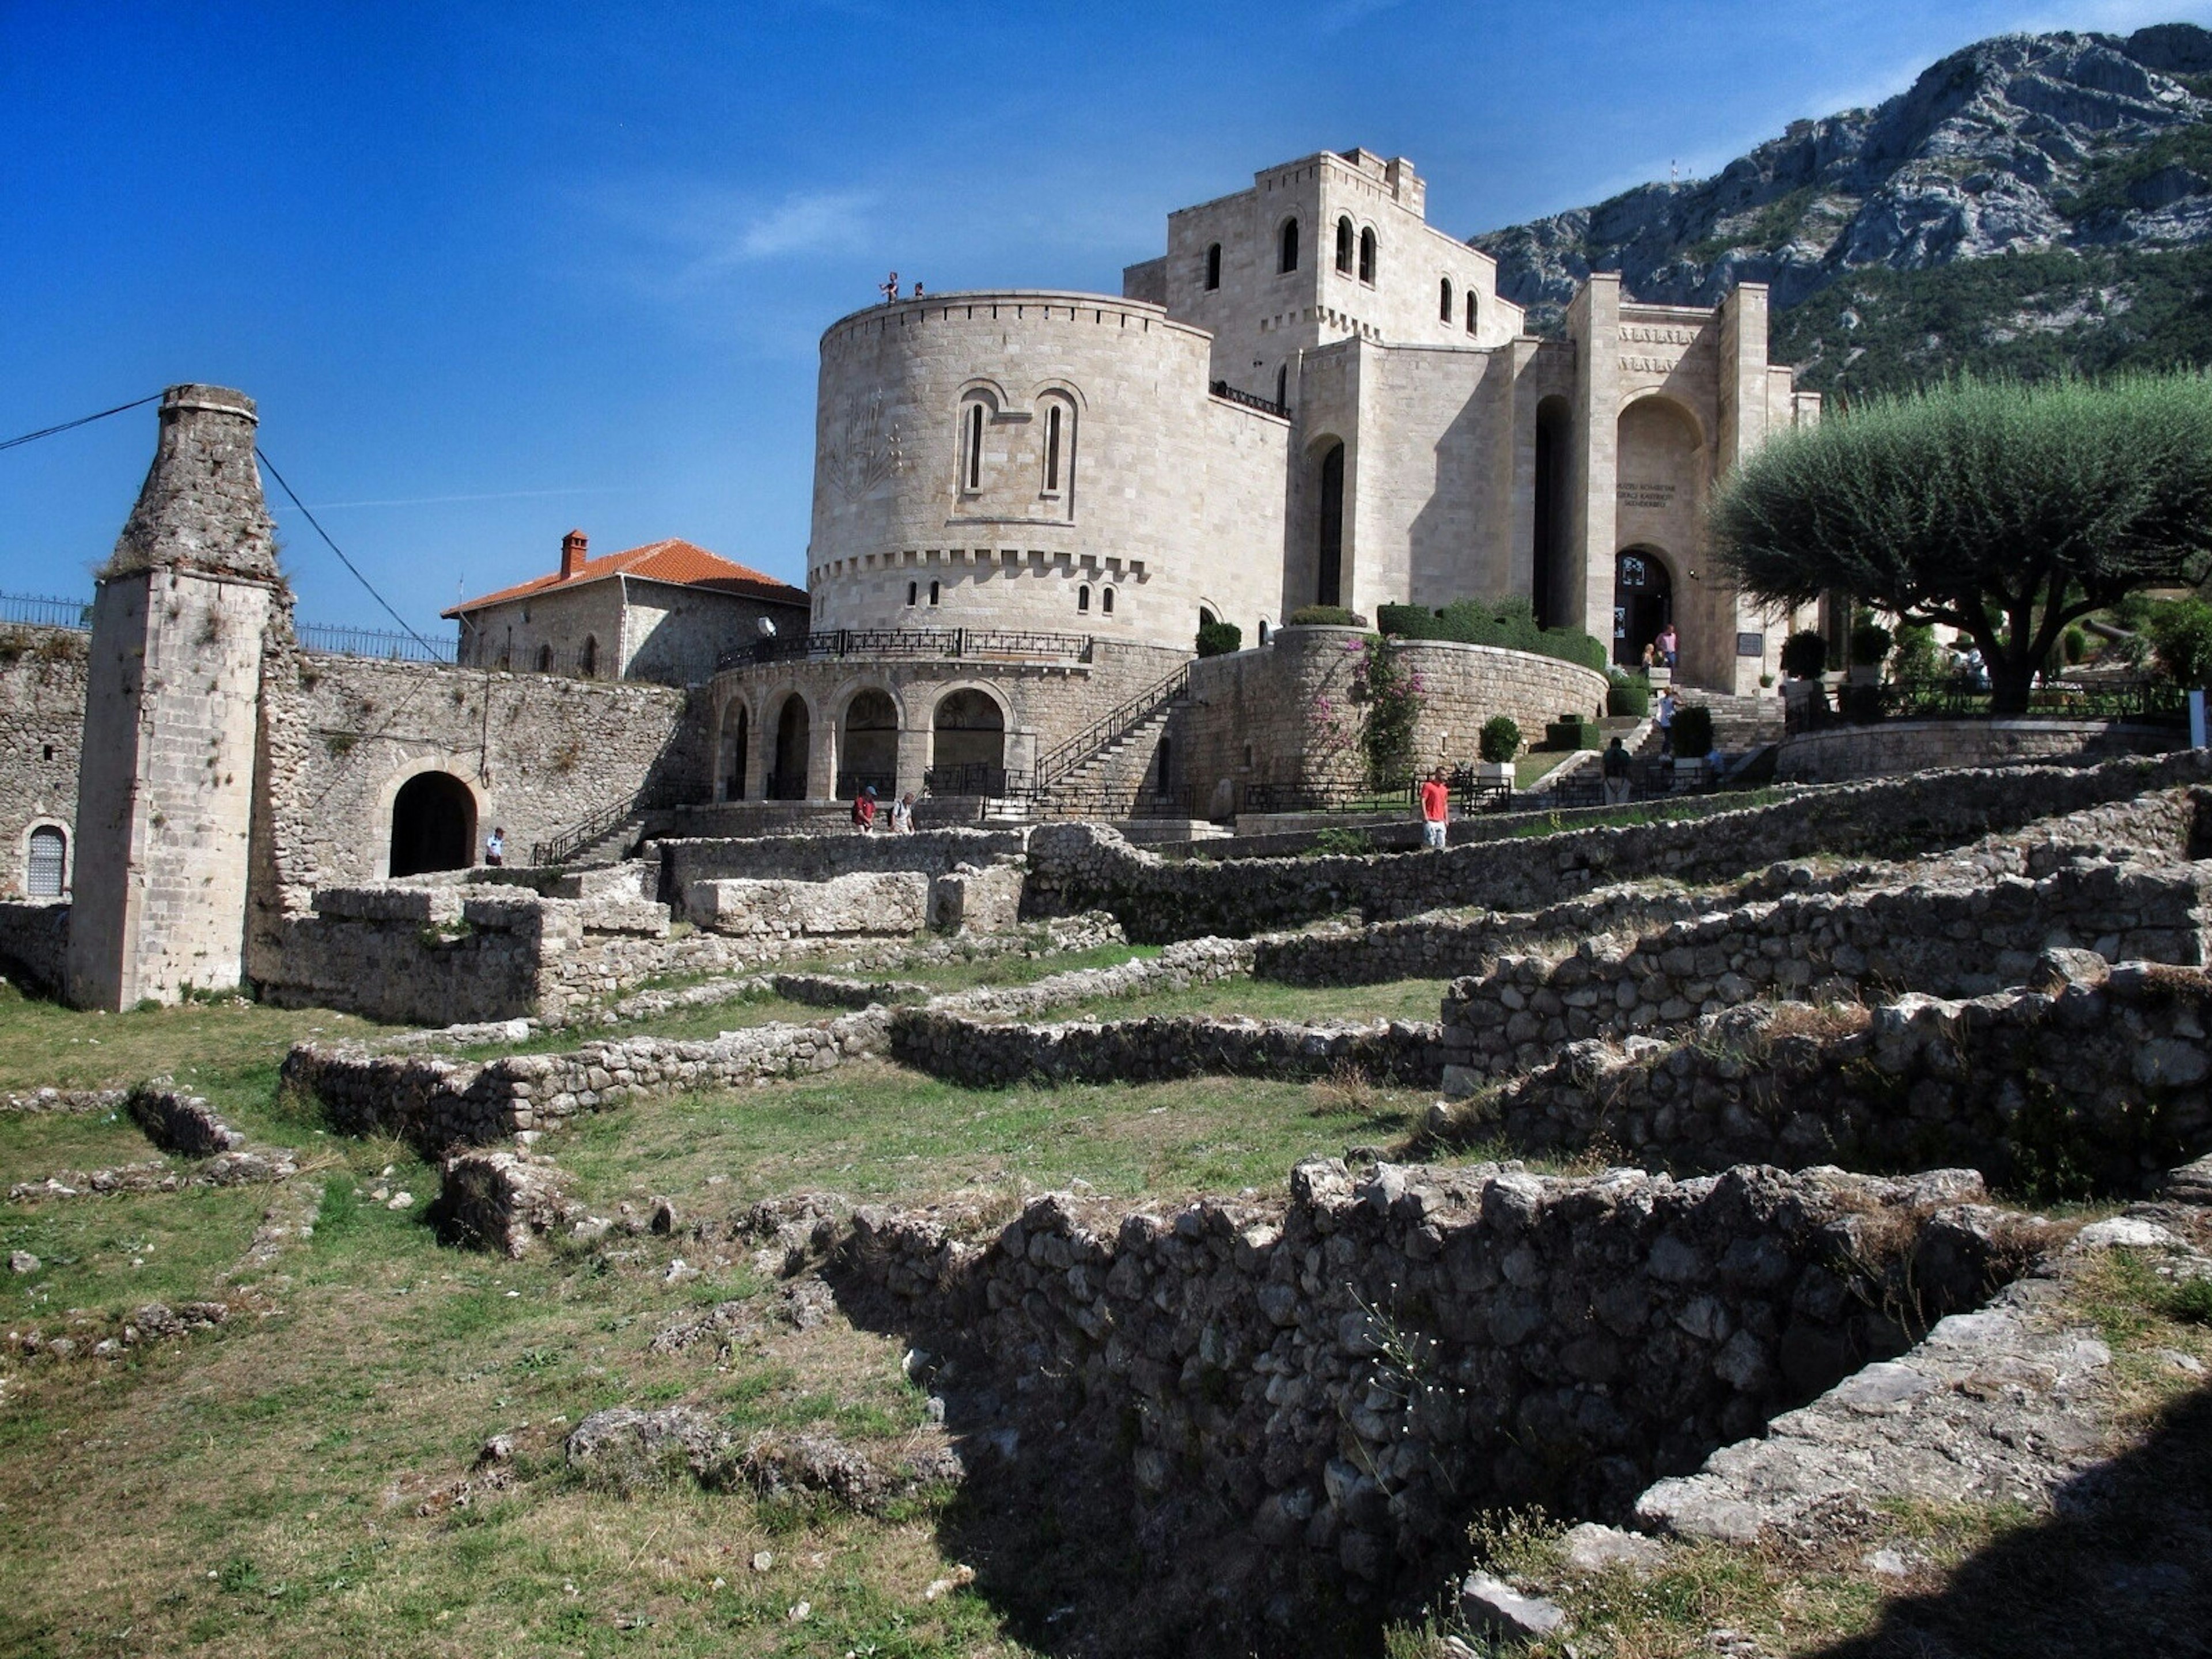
left=853, top=785, right=878, bottom=833
left=1418, top=766, right=1450, bottom=850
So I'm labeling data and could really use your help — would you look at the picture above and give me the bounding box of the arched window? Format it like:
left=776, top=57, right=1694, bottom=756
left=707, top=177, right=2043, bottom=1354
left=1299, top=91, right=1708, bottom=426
left=1466, top=291, right=1478, bottom=334
left=1440, top=277, right=1453, bottom=323
left=929, top=579, right=941, bottom=607
left=26, top=825, right=65, bottom=898
left=1335, top=217, right=1354, bottom=274
left=1275, top=364, right=1288, bottom=409
left=535, top=643, right=551, bottom=673
left=963, top=401, right=984, bottom=491
left=1044, top=403, right=1064, bottom=494
left=1257, top=619, right=1270, bottom=646
left=1200, top=605, right=1218, bottom=629
left=906, top=581, right=918, bottom=607
left=1204, top=243, right=1221, bottom=290
left=1358, top=227, right=1377, bottom=284
left=1102, top=586, right=1115, bottom=615
left=1077, top=583, right=1091, bottom=613
left=580, top=635, right=599, bottom=679
left=1278, top=218, right=1300, bottom=274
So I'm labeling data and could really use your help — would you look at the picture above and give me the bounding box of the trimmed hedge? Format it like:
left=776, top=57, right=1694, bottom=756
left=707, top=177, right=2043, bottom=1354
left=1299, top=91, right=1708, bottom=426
left=1479, top=715, right=1521, bottom=763
left=1287, top=605, right=1365, bottom=627
left=1196, top=621, right=1243, bottom=657
left=1607, top=673, right=1651, bottom=718
left=1672, top=704, right=1715, bottom=759
left=1546, top=714, right=1601, bottom=751
left=1374, top=595, right=1608, bottom=675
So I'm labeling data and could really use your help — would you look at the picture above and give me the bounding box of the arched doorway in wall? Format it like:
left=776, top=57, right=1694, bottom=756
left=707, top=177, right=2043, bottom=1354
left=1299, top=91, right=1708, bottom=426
left=1532, top=395, right=1571, bottom=630
left=389, top=772, right=476, bottom=878
left=718, top=702, right=749, bottom=801
left=839, top=689, right=899, bottom=798
left=769, top=696, right=810, bottom=800
left=929, top=689, right=1006, bottom=795
left=1316, top=441, right=1346, bottom=607
left=1613, top=547, right=1675, bottom=669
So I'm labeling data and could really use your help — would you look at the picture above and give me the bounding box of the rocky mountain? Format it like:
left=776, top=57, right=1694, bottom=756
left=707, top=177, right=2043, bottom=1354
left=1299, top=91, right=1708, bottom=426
left=1471, top=23, right=2212, bottom=395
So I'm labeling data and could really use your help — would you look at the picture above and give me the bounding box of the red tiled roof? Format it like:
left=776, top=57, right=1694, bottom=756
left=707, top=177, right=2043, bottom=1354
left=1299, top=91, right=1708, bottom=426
left=442, top=538, right=808, bottom=616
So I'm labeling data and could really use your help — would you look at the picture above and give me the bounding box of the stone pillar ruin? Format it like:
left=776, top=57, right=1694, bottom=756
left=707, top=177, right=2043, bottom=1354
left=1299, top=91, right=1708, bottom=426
left=65, top=385, right=285, bottom=1010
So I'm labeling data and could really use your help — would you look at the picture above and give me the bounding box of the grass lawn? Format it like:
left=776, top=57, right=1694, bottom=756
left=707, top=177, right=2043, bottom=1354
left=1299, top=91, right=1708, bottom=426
left=1036, top=975, right=1454, bottom=1029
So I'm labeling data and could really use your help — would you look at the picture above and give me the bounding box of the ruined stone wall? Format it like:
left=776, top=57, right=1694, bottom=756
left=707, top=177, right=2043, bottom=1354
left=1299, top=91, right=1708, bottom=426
left=661, top=827, right=1028, bottom=891
left=838, top=1160, right=2022, bottom=1604
left=1474, top=955, right=2212, bottom=1194
left=1024, top=752, right=2212, bottom=942
left=0, top=900, right=70, bottom=994
left=0, top=637, right=86, bottom=897
left=1775, top=718, right=2177, bottom=784
left=1435, top=859, right=2212, bottom=1085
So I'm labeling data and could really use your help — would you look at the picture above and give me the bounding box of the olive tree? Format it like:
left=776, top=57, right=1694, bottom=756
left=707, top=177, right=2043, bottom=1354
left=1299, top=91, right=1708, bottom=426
left=1711, top=373, right=2212, bottom=714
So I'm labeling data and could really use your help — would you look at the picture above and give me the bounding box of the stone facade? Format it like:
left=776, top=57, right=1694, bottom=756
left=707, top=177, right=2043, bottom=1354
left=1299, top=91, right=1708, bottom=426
left=0, top=636, right=86, bottom=898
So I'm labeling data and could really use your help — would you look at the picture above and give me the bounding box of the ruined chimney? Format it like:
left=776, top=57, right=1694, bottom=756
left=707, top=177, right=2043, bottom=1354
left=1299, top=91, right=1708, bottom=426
left=561, top=529, right=588, bottom=579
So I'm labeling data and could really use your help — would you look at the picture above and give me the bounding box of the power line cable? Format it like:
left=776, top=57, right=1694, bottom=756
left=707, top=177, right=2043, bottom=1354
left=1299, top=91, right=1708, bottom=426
left=0, top=392, right=163, bottom=453
left=254, top=446, right=439, bottom=651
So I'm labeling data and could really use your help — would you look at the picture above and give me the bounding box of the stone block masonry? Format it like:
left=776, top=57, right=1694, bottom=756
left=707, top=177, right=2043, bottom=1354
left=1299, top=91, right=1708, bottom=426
left=0, top=636, right=85, bottom=899
left=835, top=1159, right=2046, bottom=1613
left=690, top=872, right=930, bottom=938
left=1022, top=751, right=2212, bottom=943
left=660, top=828, right=1029, bottom=891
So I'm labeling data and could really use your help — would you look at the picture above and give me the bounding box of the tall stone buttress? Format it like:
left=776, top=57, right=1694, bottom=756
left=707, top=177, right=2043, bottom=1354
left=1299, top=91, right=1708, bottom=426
left=65, top=385, right=286, bottom=1010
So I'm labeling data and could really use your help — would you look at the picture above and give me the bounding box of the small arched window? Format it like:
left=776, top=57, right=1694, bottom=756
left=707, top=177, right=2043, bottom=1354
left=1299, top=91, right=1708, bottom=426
left=1200, top=605, right=1218, bottom=630
left=1257, top=619, right=1270, bottom=646
left=1335, top=217, right=1354, bottom=274
left=536, top=643, right=552, bottom=673
left=1358, top=227, right=1377, bottom=285
left=907, top=581, right=918, bottom=607
left=929, top=579, right=941, bottom=607
left=580, top=635, right=599, bottom=679
left=26, top=825, right=65, bottom=898
left=1043, top=403, right=1064, bottom=493
left=1275, top=364, right=1288, bottom=409
left=1077, top=583, right=1091, bottom=613
left=1440, top=277, right=1453, bottom=323
left=1466, top=291, right=1478, bottom=334
left=1204, top=243, right=1221, bottom=290
left=963, top=401, right=985, bottom=491
left=1278, top=218, right=1300, bottom=274
left=1101, top=586, right=1115, bottom=616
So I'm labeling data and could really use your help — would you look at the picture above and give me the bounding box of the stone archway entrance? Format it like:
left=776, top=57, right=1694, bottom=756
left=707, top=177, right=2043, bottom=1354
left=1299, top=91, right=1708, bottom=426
left=388, top=771, right=476, bottom=877
left=770, top=697, right=810, bottom=800
left=1613, top=547, right=1674, bottom=669
left=839, top=690, right=899, bottom=798
left=929, top=689, right=1006, bottom=795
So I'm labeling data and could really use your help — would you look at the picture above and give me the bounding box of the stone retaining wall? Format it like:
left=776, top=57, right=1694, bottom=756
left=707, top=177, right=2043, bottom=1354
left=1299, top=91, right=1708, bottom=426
left=0, top=900, right=70, bottom=995
left=1459, top=953, right=2212, bottom=1194
left=690, top=872, right=931, bottom=937
left=1775, top=718, right=2177, bottom=785
left=889, top=1009, right=1439, bottom=1088
left=836, top=1160, right=2037, bottom=1611
left=1436, top=859, right=2212, bottom=1086
left=1023, top=752, right=2212, bottom=942
left=660, top=828, right=1029, bottom=891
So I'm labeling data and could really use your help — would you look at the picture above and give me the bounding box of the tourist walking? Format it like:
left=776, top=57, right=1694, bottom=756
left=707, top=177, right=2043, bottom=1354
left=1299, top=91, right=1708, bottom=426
left=852, top=785, right=878, bottom=833
left=1601, top=738, right=1632, bottom=805
left=1656, top=622, right=1679, bottom=669
left=1417, top=766, right=1450, bottom=850
left=484, top=825, right=505, bottom=867
left=890, top=791, right=915, bottom=833
left=1657, top=688, right=1677, bottom=756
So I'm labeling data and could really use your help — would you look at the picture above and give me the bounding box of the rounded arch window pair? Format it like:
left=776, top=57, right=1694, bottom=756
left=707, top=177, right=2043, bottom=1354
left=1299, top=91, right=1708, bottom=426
left=1076, top=584, right=1116, bottom=616
left=1334, top=218, right=1377, bottom=283
left=905, top=578, right=941, bottom=605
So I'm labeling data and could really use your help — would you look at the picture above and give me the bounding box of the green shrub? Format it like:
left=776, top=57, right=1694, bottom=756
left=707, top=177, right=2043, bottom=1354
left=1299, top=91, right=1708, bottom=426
left=1606, top=672, right=1650, bottom=718
left=1479, top=715, right=1521, bottom=763
left=2147, top=596, right=2212, bottom=687
left=1308, top=827, right=1374, bottom=857
left=1287, top=605, right=1363, bottom=627
left=1374, top=603, right=1430, bottom=638
left=1850, top=619, right=1893, bottom=668
left=1671, top=704, right=1714, bottom=758
left=1195, top=620, right=1243, bottom=657
left=1891, top=622, right=1942, bottom=681
left=1544, top=714, right=1599, bottom=751
left=2062, top=623, right=2090, bottom=665
left=1781, top=630, right=1829, bottom=680
left=1366, top=594, right=1608, bottom=675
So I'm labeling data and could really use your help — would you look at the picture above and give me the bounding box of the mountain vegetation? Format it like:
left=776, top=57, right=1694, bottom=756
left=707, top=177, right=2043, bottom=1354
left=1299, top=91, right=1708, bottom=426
left=1471, top=23, right=2212, bottom=396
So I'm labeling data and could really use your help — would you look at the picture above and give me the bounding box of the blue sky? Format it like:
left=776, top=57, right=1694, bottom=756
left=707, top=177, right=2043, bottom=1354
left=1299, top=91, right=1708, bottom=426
left=5, top=0, right=2207, bottom=633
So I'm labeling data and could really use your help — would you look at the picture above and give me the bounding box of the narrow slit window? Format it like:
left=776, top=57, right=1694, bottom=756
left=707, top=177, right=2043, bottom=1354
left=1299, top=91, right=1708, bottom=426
left=1358, top=227, right=1376, bottom=284
left=1101, top=586, right=1115, bottom=615
left=1077, top=583, right=1090, bottom=613
left=1440, top=277, right=1453, bottom=323
left=929, top=579, right=941, bottom=606
left=1044, top=404, right=1062, bottom=493
left=1335, top=217, right=1354, bottom=274
left=1278, top=218, right=1300, bottom=274
left=1275, top=364, right=1287, bottom=409
left=963, top=403, right=984, bottom=491
left=907, top=581, right=918, bottom=607
left=1466, top=291, right=1478, bottom=334
left=1205, top=243, right=1221, bottom=290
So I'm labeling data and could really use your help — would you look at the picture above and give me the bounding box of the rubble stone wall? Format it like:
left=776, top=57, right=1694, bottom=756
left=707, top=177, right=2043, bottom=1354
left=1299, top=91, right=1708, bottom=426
left=0, top=900, right=70, bottom=995
left=889, top=1009, right=1440, bottom=1088
left=661, top=828, right=1029, bottom=891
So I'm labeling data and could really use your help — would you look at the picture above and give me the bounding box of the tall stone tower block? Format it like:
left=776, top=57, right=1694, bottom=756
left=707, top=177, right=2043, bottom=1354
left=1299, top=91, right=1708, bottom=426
left=66, top=385, right=285, bottom=1010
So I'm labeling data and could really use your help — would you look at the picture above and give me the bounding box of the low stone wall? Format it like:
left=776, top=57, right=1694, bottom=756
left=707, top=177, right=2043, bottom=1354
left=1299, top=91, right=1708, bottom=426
left=1024, top=752, right=2212, bottom=942
left=282, top=1009, right=891, bottom=1152
left=1776, top=718, right=2177, bottom=785
left=429, top=1149, right=584, bottom=1257
left=836, top=1160, right=2036, bottom=1611
left=934, top=936, right=1255, bottom=1022
left=1459, top=953, right=2212, bottom=1194
left=124, top=1082, right=244, bottom=1156
left=0, top=899, right=70, bottom=995
left=660, top=828, right=1030, bottom=892
left=1437, top=859, right=2212, bottom=1086
left=690, top=872, right=930, bottom=938
left=889, top=1009, right=1439, bottom=1088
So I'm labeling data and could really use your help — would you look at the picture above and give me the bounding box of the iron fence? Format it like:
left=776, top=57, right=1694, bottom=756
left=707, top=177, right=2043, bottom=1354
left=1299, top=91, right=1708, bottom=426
left=1209, top=380, right=1290, bottom=418
left=0, top=593, right=91, bottom=631
left=1238, top=765, right=1514, bottom=817
left=835, top=771, right=898, bottom=800
left=298, top=622, right=456, bottom=663
left=923, top=762, right=1011, bottom=796
left=1783, top=674, right=2185, bottom=736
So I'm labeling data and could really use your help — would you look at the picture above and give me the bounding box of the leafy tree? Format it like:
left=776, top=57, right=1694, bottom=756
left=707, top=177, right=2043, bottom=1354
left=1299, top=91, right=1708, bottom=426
left=1712, top=373, right=2212, bottom=714
left=2147, top=597, right=2212, bottom=688
left=1780, top=630, right=1828, bottom=680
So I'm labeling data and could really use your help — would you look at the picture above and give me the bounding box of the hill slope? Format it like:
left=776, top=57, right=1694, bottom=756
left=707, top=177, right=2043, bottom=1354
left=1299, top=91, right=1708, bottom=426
left=1471, top=23, right=2212, bottom=393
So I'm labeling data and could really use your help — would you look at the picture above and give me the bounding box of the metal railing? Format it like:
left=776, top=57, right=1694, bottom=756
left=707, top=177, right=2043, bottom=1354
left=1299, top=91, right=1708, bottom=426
left=1240, top=766, right=1516, bottom=817
left=298, top=622, right=456, bottom=663
left=716, top=627, right=1093, bottom=673
left=1783, top=674, right=2185, bottom=736
left=0, top=593, right=91, bottom=631
left=1031, top=661, right=1191, bottom=797
left=923, top=762, right=1012, bottom=797
left=1209, top=380, right=1290, bottom=418
left=835, top=770, right=898, bottom=800
left=531, top=787, right=654, bottom=867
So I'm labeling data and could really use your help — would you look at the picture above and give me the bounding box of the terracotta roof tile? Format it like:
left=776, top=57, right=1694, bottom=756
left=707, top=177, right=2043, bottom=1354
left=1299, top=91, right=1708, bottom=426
left=443, top=538, right=808, bottom=616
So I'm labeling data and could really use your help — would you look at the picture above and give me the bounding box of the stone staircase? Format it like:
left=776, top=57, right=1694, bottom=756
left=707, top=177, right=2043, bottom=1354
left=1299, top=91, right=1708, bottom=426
left=1034, top=698, right=1180, bottom=820
left=1680, top=691, right=1788, bottom=751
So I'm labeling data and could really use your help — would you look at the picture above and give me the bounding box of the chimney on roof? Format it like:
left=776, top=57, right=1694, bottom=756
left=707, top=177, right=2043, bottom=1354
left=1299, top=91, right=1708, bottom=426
left=560, top=529, right=588, bottom=579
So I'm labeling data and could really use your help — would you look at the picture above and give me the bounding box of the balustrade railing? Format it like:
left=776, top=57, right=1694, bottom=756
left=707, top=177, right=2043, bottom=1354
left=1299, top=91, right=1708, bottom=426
left=1029, top=661, right=1191, bottom=797
left=1208, top=380, right=1290, bottom=418
left=298, top=622, right=456, bottom=663
left=716, top=627, right=1093, bottom=673
left=1783, top=674, right=2184, bottom=736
